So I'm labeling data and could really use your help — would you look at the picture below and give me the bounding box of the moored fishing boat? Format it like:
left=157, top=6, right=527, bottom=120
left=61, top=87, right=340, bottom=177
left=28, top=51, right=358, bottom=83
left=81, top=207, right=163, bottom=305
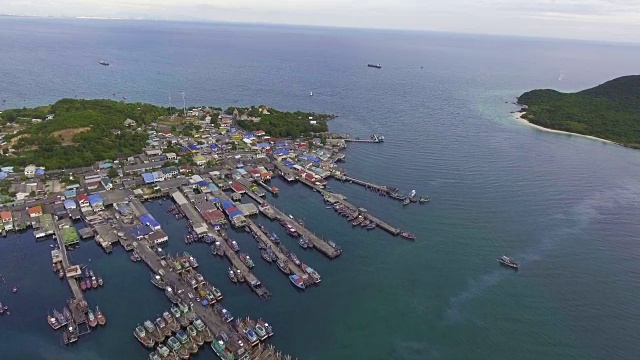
left=167, top=336, right=189, bottom=360
left=400, top=231, right=416, bottom=240
left=239, top=253, right=254, bottom=268
left=227, top=238, right=239, bottom=252
left=270, top=232, right=280, bottom=244
left=96, top=306, right=106, bottom=325
left=97, top=277, right=104, bottom=286
left=211, top=286, right=223, bottom=301
left=53, top=309, right=65, bottom=324
left=184, top=252, right=198, bottom=268
left=289, top=274, right=306, bottom=290
left=237, top=319, right=259, bottom=346
left=301, top=263, right=321, bottom=283
left=151, top=272, right=166, bottom=289
left=87, top=309, right=98, bottom=327
left=156, top=344, right=172, bottom=359
left=63, top=307, right=72, bottom=323
left=419, top=195, right=430, bottom=203
left=298, top=237, right=309, bottom=249
left=48, top=313, right=61, bottom=329
left=212, top=241, right=224, bottom=256
left=145, top=319, right=164, bottom=342
left=91, top=276, right=98, bottom=288
left=156, top=316, right=172, bottom=337
left=260, top=249, right=272, bottom=263
left=285, top=224, right=299, bottom=237
left=167, top=308, right=181, bottom=332
left=165, top=286, right=180, bottom=303
left=211, top=338, right=235, bottom=360
left=149, top=351, right=161, bottom=360
left=276, top=259, right=290, bottom=274
left=80, top=279, right=87, bottom=291
left=194, top=317, right=214, bottom=342
left=227, top=267, right=237, bottom=283
left=234, top=268, right=244, bottom=282
left=84, top=278, right=92, bottom=290
left=248, top=317, right=268, bottom=341
left=188, top=324, right=204, bottom=346
left=134, top=325, right=155, bottom=348
left=288, top=252, right=301, bottom=266
left=258, top=318, right=273, bottom=337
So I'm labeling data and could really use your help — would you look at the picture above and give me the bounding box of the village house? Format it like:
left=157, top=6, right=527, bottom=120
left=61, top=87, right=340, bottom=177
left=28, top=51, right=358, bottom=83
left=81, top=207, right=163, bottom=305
left=0, top=210, right=13, bottom=230
left=193, top=155, right=207, bottom=166
left=123, top=118, right=136, bottom=127
left=27, top=205, right=43, bottom=218
left=88, top=194, right=104, bottom=211
left=101, top=177, right=113, bottom=190
left=24, top=164, right=36, bottom=178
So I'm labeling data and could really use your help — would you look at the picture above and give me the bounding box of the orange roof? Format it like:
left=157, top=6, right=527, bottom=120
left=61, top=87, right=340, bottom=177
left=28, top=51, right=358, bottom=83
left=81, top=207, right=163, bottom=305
left=0, top=211, right=12, bottom=220
left=27, top=206, right=43, bottom=215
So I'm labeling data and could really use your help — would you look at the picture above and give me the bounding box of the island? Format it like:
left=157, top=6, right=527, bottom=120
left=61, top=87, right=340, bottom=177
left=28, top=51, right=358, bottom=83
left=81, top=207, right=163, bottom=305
left=516, top=75, right=640, bottom=148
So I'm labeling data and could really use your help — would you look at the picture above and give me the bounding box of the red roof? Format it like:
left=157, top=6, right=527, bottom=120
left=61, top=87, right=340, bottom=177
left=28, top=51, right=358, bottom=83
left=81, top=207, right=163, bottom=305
left=231, top=182, right=244, bottom=192
left=162, top=130, right=171, bottom=135
left=249, top=169, right=261, bottom=175
left=78, top=194, right=89, bottom=203
left=304, top=173, right=315, bottom=181
left=27, top=205, right=43, bottom=215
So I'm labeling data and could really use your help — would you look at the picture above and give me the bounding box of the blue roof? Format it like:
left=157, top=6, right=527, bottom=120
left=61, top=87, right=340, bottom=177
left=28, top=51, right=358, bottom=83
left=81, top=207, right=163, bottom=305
left=229, top=210, right=243, bottom=218
left=99, top=162, right=113, bottom=169
left=64, top=189, right=76, bottom=198
left=35, top=168, right=45, bottom=175
left=275, top=149, right=290, bottom=156
left=257, top=143, right=270, bottom=148
left=131, top=225, right=153, bottom=238
left=118, top=205, right=131, bottom=213
left=197, top=180, right=208, bottom=187
left=210, top=197, right=221, bottom=204
left=188, top=144, right=199, bottom=151
left=208, top=183, right=219, bottom=192
left=0, top=172, right=7, bottom=180
left=221, top=200, right=234, bottom=209
left=140, top=213, right=161, bottom=229
left=142, top=173, right=155, bottom=183
left=63, top=200, right=76, bottom=209
left=181, top=146, right=188, bottom=152
left=88, top=194, right=103, bottom=205
left=210, top=144, right=219, bottom=150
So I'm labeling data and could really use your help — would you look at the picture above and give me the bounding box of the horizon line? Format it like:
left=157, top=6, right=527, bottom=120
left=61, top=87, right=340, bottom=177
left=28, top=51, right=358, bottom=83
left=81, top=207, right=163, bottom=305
left=1, top=13, right=639, bottom=46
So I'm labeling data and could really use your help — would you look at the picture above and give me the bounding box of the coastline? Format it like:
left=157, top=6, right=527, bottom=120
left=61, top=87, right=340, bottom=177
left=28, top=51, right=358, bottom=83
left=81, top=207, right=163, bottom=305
left=511, top=111, right=618, bottom=146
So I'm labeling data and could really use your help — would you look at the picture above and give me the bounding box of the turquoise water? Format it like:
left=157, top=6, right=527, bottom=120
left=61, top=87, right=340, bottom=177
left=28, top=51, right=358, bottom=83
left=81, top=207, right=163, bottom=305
left=1, top=17, right=640, bottom=360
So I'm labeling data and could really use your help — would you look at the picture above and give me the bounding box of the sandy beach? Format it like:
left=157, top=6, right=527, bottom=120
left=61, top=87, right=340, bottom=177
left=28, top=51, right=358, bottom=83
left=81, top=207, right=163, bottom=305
left=512, top=111, right=617, bottom=145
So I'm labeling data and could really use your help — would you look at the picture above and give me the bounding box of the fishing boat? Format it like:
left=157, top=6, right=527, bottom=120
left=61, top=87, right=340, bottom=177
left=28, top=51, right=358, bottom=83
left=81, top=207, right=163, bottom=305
left=252, top=319, right=268, bottom=341
left=288, top=253, right=301, bottom=266
left=95, top=306, right=106, bottom=325
left=91, top=277, right=98, bottom=289
left=289, top=274, right=306, bottom=290
left=211, top=286, right=223, bottom=300
left=167, top=336, right=189, bottom=360
left=48, top=313, right=61, bottom=329
left=498, top=256, right=519, bottom=270
left=267, top=247, right=277, bottom=261
left=12, top=286, right=17, bottom=293
left=156, top=344, right=171, bottom=359
left=151, top=273, right=167, bottom=289
left=0, top=303, right=4, bottom=314
left=162, top=311, right=178, bottom=333
left=257, top=241, right=266, bottom=250
left=188, top=324, right=204, bottom=346
left=156, top=316, right=172, bottom=337
left=179, top=257, right=190, bottom=269
left=63, top=307, right=72, bottom=323
left=84, top=278, right=92, bottom=290
left=285, top=225, right=299, bottom=237
left=144, top=319, right=164, bottom=342
left=239, top=253, right=255, bottom=268
left=400, top=231, right=416, bottom=240
left=165, top=286, right=180, bottom=304
left=367, top=63, right=382, bottom=68
left=351, top=216, right=364, bottom=226
left=53, top=309, right=65, bottom=324
left=276, top=259, right=290, bottom=274
left=217, top=306, right=233, bottom=323
left=237, top=319, right=259, bottom=346
left=419, top=195, right=430, bottom=203
left=298, top=237, right=308, bottom=249
left=302, top=263, right=321, bottom=283
left=227, top=268, right=237, bottom=283
left=193, top=318, right=213, bottom=342
left=258, top=318, right=273, bottom=337
left=211, top=338, right=234, bottom=360
left=227, top=239, right=239, bottom=252
left=184, top=252, right=198, bottom=268
left=87, top=309, right=98, bottom=327
left=98, top=60, right=110, bottom=66
left=402, top=198, right=411, bottom=206
left=58, top=269, right=64, bottom=279
left=148, top=351, right=161, bottom=360
left=134, top=325, right=155, bottom=348
left=261, top=249, right=272, bottom=263
left=360, top=219, right=371, bottom=227
left=80, top=280, right=87, bottom=291
left=194, top=273, right=204, bottom=284
left=366, top=223, right=377, bottom=230
left=235, top=268, right=245, bottom=282
left=97, top=277, right=104, bottom=286
left=270, top=232, right=280, bottom=244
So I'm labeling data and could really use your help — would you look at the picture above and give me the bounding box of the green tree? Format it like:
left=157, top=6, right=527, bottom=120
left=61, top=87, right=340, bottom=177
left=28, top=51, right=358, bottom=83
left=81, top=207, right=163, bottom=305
left=107, top=167, right=119, bottom=178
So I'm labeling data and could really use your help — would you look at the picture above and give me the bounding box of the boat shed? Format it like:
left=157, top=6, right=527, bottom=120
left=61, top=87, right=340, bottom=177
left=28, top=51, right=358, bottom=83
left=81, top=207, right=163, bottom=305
left=140, top=213, right=161, bottom=230
left=147, top=230, right=168, bottom=246
left=130, top=225, right=153, bottom=239
left=237, top=203, right=258, bottom=216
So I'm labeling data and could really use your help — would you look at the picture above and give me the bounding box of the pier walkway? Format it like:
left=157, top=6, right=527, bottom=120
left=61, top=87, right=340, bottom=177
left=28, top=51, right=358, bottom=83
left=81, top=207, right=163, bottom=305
left=324, top=193, right=402, bottom=236
left=239, top=185, right=340, bottom=259
left=245, top=219, right=312, bottom=286
left=136, top=242, right=280, bottom=359
left=53, top=221, right=88, bottom=325
left=330, top=173, right=398, bottom=195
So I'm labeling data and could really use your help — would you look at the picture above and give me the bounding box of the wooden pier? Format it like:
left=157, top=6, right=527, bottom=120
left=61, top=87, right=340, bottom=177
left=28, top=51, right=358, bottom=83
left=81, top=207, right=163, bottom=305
left=245, top=219, right=313, bottom=286
left=257, top=180, right=279, bottom=195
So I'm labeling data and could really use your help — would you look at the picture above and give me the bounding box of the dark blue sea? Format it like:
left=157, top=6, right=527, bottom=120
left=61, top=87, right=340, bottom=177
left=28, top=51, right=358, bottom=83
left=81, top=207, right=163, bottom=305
left=1, top=17, right=640, bottom=360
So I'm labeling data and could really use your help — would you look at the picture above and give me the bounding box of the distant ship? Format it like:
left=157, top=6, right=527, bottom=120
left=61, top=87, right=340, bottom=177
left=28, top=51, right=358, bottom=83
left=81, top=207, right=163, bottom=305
left=99, top=60, right=110, bottom=66
left=367, top=63, right=382, bottom=69
left=498, top=256, right=519, bottom=270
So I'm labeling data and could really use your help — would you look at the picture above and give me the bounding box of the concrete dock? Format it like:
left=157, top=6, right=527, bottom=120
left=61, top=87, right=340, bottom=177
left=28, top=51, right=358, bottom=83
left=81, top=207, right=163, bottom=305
left=330, top=173, right=398, bottom=195
left=324, top=192, right=402, bottom=236
left=245, top=219, right=312, bottom=286
left=53, top=221, right=89, bottom=325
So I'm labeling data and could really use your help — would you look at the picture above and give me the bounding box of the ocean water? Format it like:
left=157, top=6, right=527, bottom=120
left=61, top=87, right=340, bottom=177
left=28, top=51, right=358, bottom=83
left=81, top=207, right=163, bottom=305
left=1, top=17, right=640, bottom=360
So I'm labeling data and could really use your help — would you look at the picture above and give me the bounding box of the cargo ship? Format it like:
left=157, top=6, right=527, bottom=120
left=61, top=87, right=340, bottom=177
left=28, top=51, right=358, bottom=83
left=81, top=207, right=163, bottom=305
left=367, top=63, right=382, bottom=68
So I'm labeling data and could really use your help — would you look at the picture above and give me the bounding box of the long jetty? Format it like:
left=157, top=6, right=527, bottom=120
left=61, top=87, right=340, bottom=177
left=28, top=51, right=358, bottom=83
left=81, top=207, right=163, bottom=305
left=323, top=192, right=402, bottom=236
left=239, top=185, right=341, bottom=259
left=136, top=241, right=281, bottom=359
left=245, top=219, right=313, bottom=286
left=53, top=222, right=88, bottom=326
left=172, top=190, right=271, bottom=299
left=330, top=173, right=397, bottom=195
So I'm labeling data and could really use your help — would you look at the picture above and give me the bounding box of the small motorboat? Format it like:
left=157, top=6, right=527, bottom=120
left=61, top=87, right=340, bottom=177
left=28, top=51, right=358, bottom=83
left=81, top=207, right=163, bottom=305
left=12, top=286, right=17, bottom=294
left=498, top=256, right=519, bottom=270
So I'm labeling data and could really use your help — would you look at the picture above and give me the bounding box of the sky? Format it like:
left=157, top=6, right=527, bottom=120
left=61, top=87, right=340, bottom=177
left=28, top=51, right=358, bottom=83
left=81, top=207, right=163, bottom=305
left=2, top=0, right=640, bottom=43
